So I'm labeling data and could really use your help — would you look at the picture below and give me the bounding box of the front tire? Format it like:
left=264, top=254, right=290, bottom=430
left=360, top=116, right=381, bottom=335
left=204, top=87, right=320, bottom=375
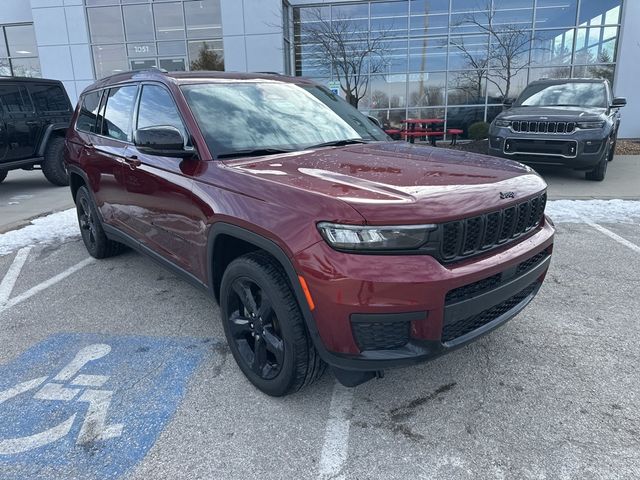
left=0, top=170, right=7, bottom=184
left=220, top=251, right=325, bottom=396
left=42, top=136, right=69, bottom=186
left=75, top=186, right=124, bottom=258
left=585, top=141, right=609, bottom=181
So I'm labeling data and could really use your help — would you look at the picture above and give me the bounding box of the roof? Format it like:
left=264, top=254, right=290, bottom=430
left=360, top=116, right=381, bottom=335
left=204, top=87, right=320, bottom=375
left=83, top=69, right=316, bottom=94
left=527, top=78, right=609, bottom=85
left=0, top=76, right=64, bottom=84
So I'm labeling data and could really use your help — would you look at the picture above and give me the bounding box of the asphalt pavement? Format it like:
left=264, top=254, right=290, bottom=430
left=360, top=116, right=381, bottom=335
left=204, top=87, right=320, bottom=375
left=1, top=154, right=639, bottom=479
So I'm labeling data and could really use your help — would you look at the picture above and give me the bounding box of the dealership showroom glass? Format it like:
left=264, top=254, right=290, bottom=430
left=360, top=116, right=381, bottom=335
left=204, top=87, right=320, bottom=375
left=0, top=0, right=636, bottom=139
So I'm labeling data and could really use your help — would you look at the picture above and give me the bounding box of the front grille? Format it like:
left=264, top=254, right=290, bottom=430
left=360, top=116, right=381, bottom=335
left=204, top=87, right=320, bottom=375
left=445, top=249, right=550, bottom=305
left=442, top=281, right=539, bottom=343
left=511, top=120, right=576, bottom=134
left=439, top=193, right=546, bottom=262
left=352, top=320, right=411, bottom=351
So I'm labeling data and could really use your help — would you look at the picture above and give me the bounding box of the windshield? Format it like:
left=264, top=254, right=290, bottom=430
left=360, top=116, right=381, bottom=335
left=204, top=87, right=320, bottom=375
left=515, top=82, right=607, bottom=108
left=180, top=81, right=388, bottom=158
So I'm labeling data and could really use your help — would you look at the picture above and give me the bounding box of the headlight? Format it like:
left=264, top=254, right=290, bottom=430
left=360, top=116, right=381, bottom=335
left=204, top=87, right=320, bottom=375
left=577, top=121, right=605, bottom=129
left=493, top=119, right=511, bottom=127
left=317, top=222, right=436, bottom=251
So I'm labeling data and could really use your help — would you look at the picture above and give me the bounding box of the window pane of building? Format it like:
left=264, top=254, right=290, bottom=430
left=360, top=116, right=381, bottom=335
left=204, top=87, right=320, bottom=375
left=130, top=59, right=157, bottom=71
left=407, top=72, right=445, bottom=107
left=448, top=35, right=488, bottom=70
left=5, top=25, right=38, bottom=58
left=185, top=0, right=223, bottom=39
left=535, top=0, right=578, bottom=29
left=409, top=0, right=449, bottom=15
left=0, top=59, right=10, bottom=76
left=447, top=70, right=487, bottom=105
left=370, top=74, right=408, bottom=110
left=124, top=4, right=155, bottom=42
left=578, top=0, right=622, bottom=26
left=528, top=66, right=571, bottom=82
left=574, top=27, right=618, bottom=64
left=154, top=2, right=185, bottom=41
left=10, top=58, right=41, bottom=78
left=158, top=41, right=187, bottom=56
left=573, top=64, right=615, bottom=84
left=159, top=58, right=186, bottom=71
left=409, top=37, right=447, bottom=71
left=486, top=68, right=528, bottom=103
left=188, top=40, right=224, bottom=70
left=127, top=43, right=157, bottom=58
left=531, top=29, right=574, bottom=66
left=92, top=45, right=128, bottom=78
left=88, top=7, right=124, bottom=44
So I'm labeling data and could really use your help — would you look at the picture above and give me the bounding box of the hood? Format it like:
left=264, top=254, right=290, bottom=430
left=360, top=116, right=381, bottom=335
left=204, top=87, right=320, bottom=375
left=222, top=142, right=547, bottom=224
left=498, top=105, right=606, bottom=120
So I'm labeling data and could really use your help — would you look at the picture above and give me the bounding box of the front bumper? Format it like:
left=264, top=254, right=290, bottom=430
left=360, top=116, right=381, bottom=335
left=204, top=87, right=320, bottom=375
left=294, top=219, right=555, bottom=371
left=488, top=127, right=608, bottom=169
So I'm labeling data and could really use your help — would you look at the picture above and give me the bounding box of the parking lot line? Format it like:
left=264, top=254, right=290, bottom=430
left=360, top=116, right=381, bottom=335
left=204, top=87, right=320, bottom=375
left=0, top=247, right=32, bottom=307
left=581, top=217, right=640, bottom=254
left=0, top=257, right=94, bottom=315
left=318, top=381, right=354, bottom=480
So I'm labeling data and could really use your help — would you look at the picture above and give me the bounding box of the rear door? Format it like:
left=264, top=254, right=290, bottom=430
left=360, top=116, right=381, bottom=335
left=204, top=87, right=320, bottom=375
left=0, top=83, right=39, bottom=161
left=27, top=82, right=72, bottom=134
left=80, top=85, right=139, bottom=229
left=121, top=82, right=200, bottom=272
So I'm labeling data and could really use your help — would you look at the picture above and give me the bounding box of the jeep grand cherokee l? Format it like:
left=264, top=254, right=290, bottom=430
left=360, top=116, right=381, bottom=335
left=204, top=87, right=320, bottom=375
left=65, top=70, right=554, bottom=396
left=489, top=78, right=625, bottom=181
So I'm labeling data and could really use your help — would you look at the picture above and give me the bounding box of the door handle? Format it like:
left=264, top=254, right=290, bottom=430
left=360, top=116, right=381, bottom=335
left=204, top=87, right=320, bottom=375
left=124, top=155, right=141, bottom=168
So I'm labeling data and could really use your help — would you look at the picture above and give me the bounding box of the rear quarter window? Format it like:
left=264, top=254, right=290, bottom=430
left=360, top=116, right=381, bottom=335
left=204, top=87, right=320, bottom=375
left=29, top=84, right=70, bottom=112
left=76, top=91, right=102, bottom=134
left=0, top=85, right=34, bottom=113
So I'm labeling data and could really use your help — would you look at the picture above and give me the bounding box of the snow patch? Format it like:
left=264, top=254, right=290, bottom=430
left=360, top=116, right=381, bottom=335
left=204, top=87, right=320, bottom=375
left=546, top=199, right=640, bottom=224
left=0, top=209, right=79, bottom=256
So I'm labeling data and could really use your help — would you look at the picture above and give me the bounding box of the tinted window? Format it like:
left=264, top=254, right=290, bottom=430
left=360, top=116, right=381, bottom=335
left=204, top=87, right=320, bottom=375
left=76, top=91, right=103, bottom=133
left=29, top=84, right=69, bottom=112
left=0, top=85, right=34, bottom=113
left=101, top=85, right=138, bottom=141
left=516, top=82, right=607, bottom=108
left=136, top=84, right=186, bottom=139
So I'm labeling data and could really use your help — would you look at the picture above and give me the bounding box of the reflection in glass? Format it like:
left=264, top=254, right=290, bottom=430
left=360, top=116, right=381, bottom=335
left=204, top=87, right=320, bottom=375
left=159, top=58, right=186, bottom=72
left=535, top=0, right=578, bottom=29
left=528, top=66, right=571, bottom=82
left=531, top=29, right=574, bottom=66
left=449, top=35, right=489, bottom=70
left=447, top=71, right=487, bottom=105
left=158, top=41, right=187, bottom=56
left=102, top=86, right=138, bottom=142
left=87, top=7, right=124, bottom=44
left=408, top=72, right=445, bottom=107
left=92, top=45, right=128, bottom=78
left=137, top=84, right=186, bottom=138
left=123, top=4, right=154, bottom=42
left=10, top=58, right=41, bottom=78
left=5, top=25, right=38, bottom=57
left=188, top=40, right=224, bottom=71
left=185, top=0, right=223, bottom=39
left=409, top=37, right=447, bottom=71
left=370, top=74, right=408, bottom=110
left=486, top=68, right=527, bottom=103
left=154, top=2, right=185, bottom=41
left=0, top=59, right=10, bottom=77
left=578, top=0, right=621, bottom=26
left=573, top=64, right=615, bottom=84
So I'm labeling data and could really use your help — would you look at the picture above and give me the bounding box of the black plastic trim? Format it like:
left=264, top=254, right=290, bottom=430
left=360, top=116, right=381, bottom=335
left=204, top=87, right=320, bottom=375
left=37, top=123, right=68, bottom=157
left=350, top=311, right=427, bottom=323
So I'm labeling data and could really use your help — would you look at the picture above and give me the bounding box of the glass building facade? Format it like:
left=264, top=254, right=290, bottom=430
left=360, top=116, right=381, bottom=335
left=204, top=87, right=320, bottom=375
left=293, top=0, right=623, bottom=137
left=0, top=23, right=41, bottom=78
left=84, top=0, right=224, bottom=79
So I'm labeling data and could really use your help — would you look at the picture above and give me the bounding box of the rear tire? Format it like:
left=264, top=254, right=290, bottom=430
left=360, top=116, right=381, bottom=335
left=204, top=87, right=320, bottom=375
left=220, top=251, right=325, bottom=396
left=0, top=170, right=6, bottom=184
left=42, top=136, right=69, bottom=186
left=75, top=186, right=125, bottom=258
left=585, top=141, right=609, bottom=181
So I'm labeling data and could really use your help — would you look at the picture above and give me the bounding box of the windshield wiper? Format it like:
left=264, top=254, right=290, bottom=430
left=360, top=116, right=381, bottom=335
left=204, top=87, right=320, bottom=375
left=545, top=104, right=582, bottom=107
left=217, top=148, right=294, bottom=159
left=305, top=138, right=370, bottom=150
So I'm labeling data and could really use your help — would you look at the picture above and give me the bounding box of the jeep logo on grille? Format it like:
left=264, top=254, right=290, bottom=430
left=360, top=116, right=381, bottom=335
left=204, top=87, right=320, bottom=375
left=500, top=191, right=515, bottom=199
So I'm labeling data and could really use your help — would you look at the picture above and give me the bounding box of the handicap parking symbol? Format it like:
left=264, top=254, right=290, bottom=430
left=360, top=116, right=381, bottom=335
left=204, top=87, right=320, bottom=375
left=0, top=334, right=211, bottom=479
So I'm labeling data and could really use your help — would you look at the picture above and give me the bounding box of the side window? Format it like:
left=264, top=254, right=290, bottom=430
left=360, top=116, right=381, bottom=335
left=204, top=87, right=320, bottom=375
left=136, top=84, right=187, bottom=141
left=76, top=91, right=102, bottom=134
left=29, top=84, right=70, bottom=112
left=100, top=85, right=138, bottom=142
left=0, top=85, right=34, bottom=113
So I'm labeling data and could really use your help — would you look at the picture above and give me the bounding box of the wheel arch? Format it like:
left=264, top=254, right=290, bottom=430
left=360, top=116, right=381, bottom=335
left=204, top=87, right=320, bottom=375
left=37, top=124, right=68, bottom=157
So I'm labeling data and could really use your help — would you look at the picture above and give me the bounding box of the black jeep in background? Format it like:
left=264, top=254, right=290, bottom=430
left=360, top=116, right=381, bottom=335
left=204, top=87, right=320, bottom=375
left=0, top=77, right=72, bottom=185
left=489, top=79, right=626, bottom=181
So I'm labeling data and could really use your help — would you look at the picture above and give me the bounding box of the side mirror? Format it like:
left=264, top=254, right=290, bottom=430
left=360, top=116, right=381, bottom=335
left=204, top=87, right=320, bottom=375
left=503, top=99, right=513, bottom=110
left=367, top=115, right=383, bottom=129
left=612, top=97, right=627, bottom=108
left=133, top=126, right=194, bottom=158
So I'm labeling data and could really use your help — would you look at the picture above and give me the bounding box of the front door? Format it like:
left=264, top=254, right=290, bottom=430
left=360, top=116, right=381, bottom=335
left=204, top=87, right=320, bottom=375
left=0, top=84, right=42, bottom=161
left=120, top=82, right=200, bottom=273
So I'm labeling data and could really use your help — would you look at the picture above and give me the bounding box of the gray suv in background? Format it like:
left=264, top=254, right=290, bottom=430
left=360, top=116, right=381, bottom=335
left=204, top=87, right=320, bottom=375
left=489, top=79, right=626, bottom=181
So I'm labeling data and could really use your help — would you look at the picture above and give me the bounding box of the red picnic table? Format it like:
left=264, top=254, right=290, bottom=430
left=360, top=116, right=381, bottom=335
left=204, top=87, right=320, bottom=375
left=401, top=119, right=445, bottom=146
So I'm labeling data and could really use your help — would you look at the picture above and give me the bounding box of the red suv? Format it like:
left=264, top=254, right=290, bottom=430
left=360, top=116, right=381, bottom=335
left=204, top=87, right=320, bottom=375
left=65, top=70, right=554, bottom=396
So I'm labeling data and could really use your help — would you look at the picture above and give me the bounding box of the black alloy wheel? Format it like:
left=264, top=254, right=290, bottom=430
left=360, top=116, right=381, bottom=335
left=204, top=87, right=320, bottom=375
left=227, top=277, right=284, bottom=380
left=78, top=194, right=98, bottom=250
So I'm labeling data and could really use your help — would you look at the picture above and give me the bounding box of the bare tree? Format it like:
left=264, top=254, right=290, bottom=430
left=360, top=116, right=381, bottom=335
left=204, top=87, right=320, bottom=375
left=452, top=1, right=534, bottom=102
left=300, top=8, right=391, bottom=108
